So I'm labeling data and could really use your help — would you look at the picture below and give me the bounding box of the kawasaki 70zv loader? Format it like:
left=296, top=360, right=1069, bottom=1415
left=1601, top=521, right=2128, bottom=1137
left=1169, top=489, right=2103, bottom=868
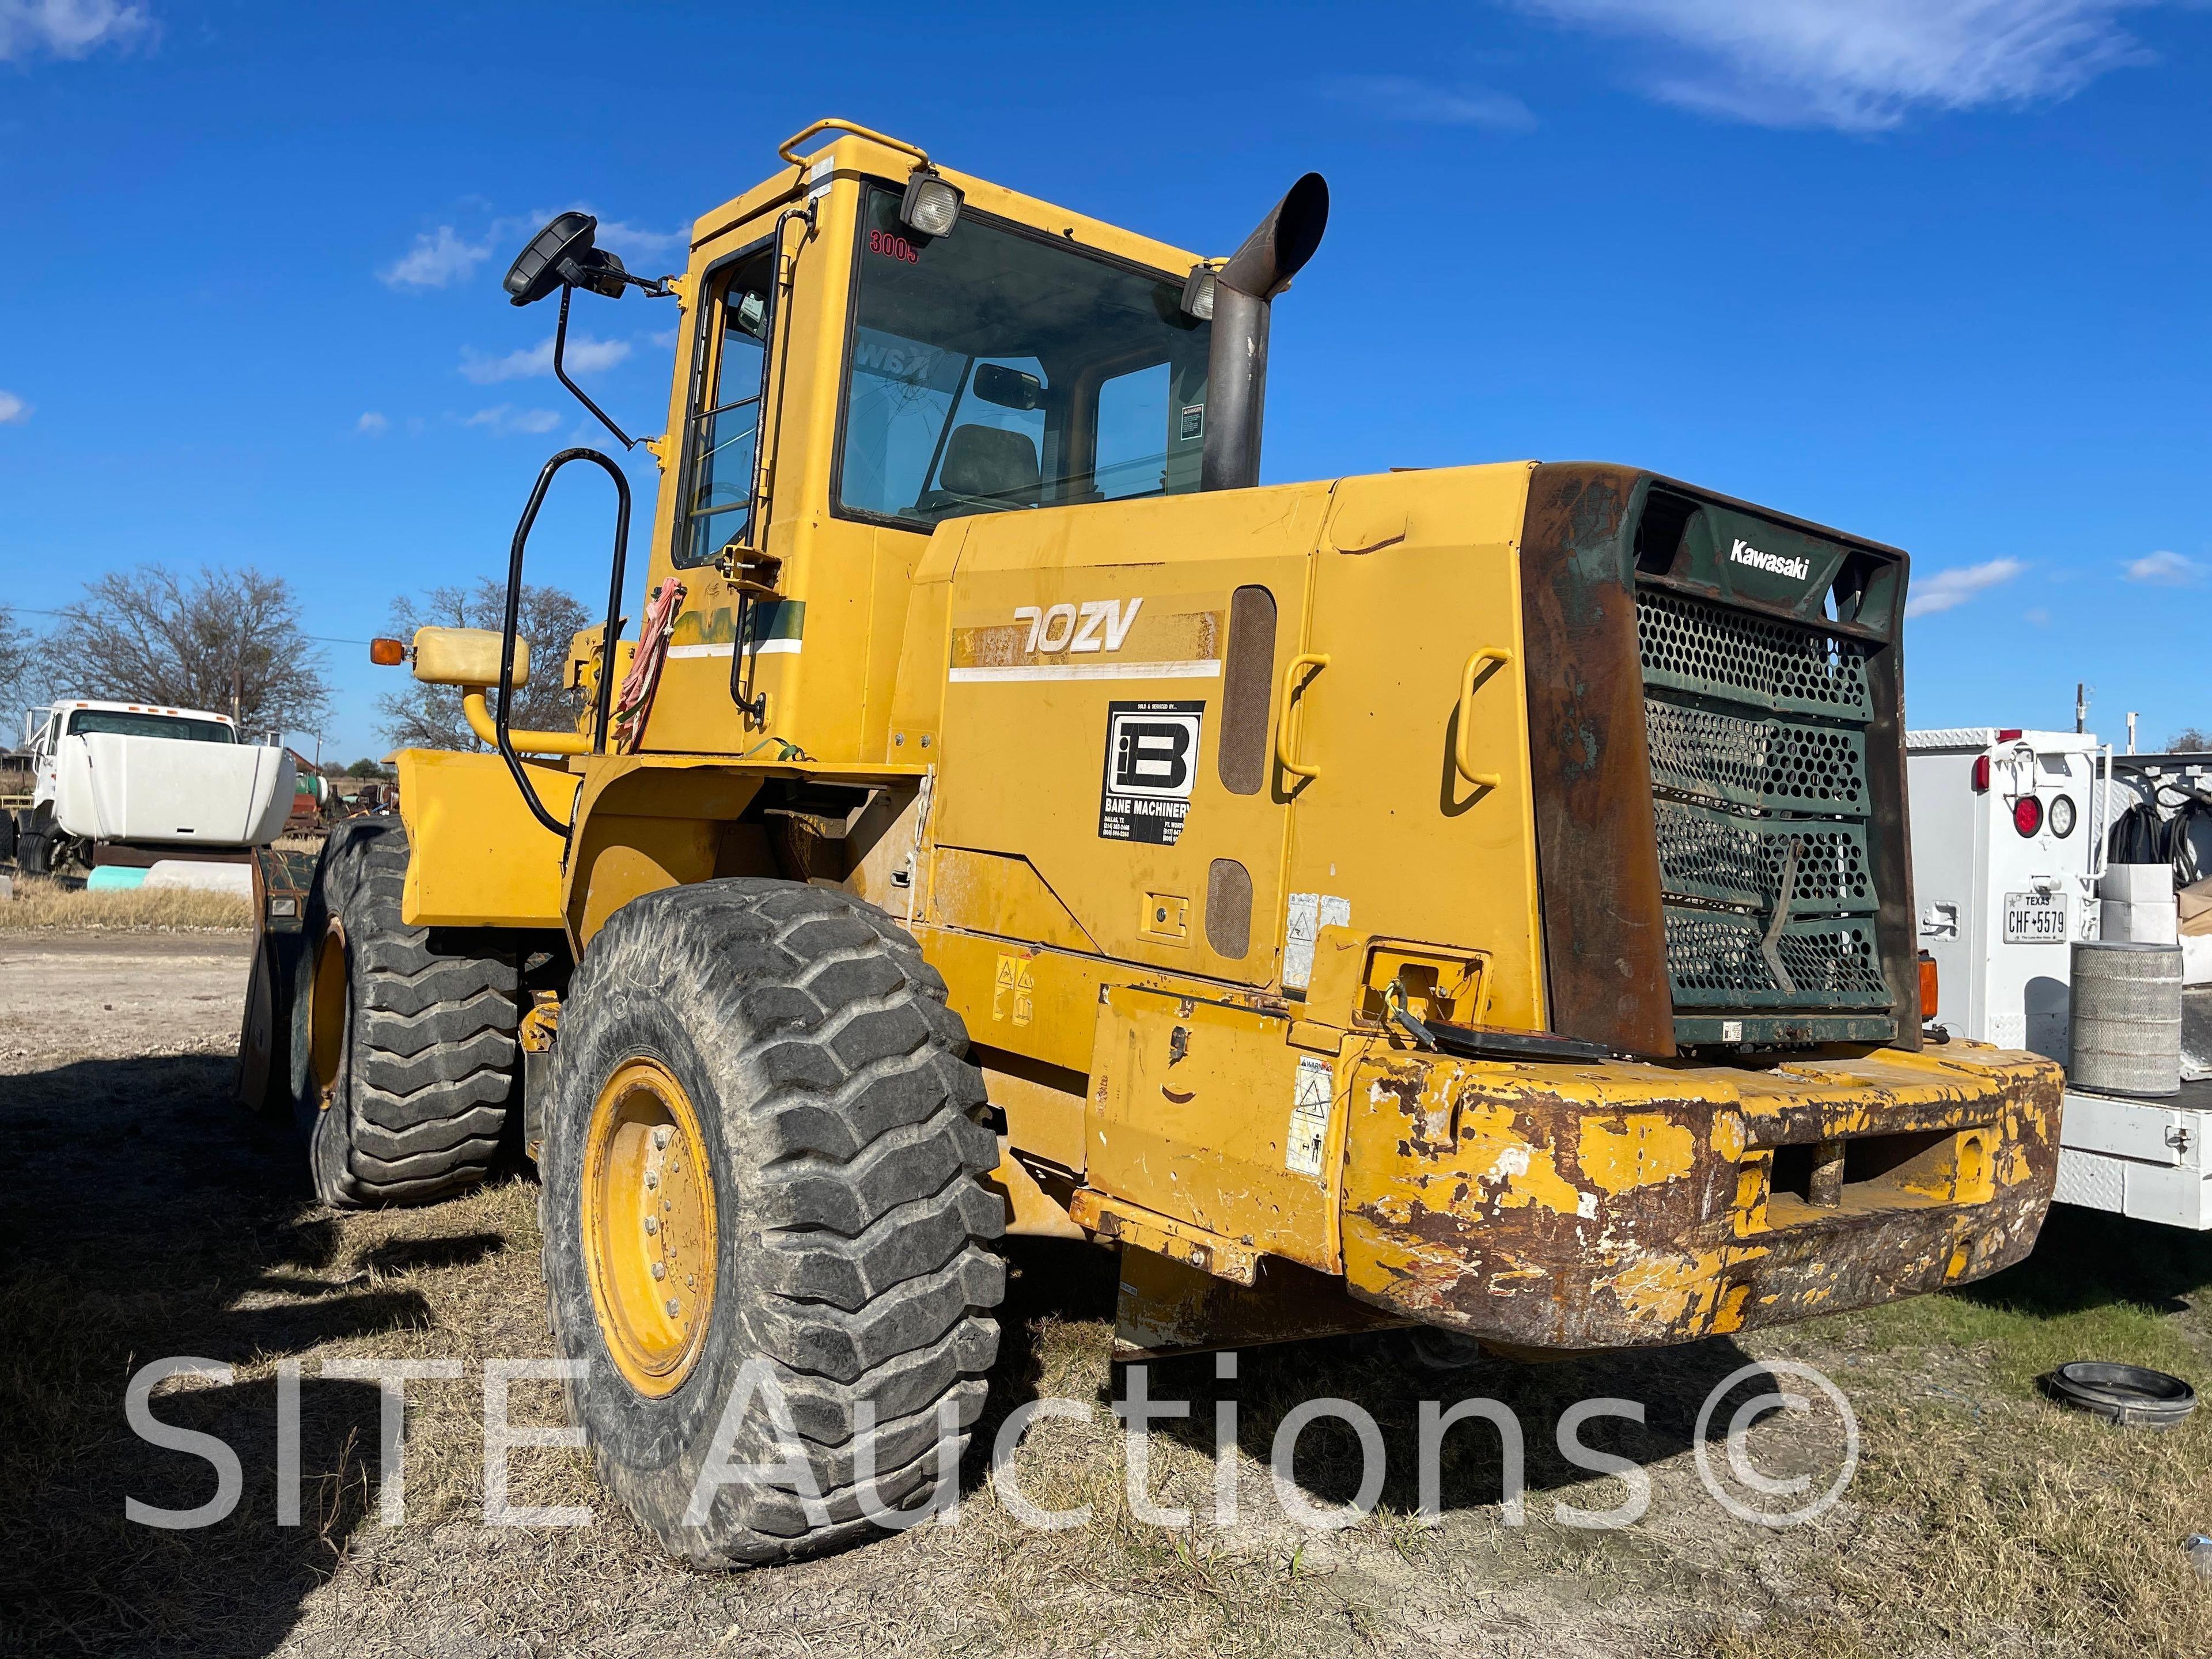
left=241, top=119, right=2063, bottom=1565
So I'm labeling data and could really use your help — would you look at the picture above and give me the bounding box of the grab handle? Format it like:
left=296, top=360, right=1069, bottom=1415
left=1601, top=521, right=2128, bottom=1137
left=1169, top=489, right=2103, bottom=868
left=497, top=447, right=631, bottom=838
left=1453, top=647, right=1514, bottom=790
left=1274, top=653, right=1331, bottom=782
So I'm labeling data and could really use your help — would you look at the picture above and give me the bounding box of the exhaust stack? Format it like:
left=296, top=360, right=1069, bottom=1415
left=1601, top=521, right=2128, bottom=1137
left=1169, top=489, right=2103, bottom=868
left=1200, top=173, right=1330, bottom=493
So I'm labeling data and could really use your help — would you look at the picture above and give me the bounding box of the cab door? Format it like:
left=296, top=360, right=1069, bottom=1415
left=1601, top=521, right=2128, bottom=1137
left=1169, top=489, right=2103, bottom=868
left=1277, top=467, right=1548, bottom=1030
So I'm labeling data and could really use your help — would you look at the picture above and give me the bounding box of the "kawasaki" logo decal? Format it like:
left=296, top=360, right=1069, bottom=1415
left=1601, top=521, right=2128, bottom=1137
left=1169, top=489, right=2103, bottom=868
left=1729, top=537, right=1810, bottom=581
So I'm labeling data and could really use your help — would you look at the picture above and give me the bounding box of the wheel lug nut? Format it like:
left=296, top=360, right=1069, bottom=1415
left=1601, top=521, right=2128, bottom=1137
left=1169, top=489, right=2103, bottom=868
left=653, top=1127, right=671, bottom=1149
left=645, top=1172, right=658, bottom=1190
left=665, top=1298, right=680, bottom=1317
left=643, top=1217, right=659, bottom=1235
left=652, top=1262, right=666, bottom=1279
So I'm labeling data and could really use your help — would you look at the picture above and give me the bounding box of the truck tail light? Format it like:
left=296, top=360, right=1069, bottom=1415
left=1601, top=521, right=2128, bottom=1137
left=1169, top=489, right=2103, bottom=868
left=2013, top=796, right=2043, bottom=836
left=1972, top=755, right=1990, bottom=792
left=1919, top=952, right=1939, bottom=1020
left=1997, top=728, right=2022, bottom=741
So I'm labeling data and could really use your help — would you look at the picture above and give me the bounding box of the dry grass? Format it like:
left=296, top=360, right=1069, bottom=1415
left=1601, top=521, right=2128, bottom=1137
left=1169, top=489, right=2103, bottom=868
left=0, top=874, right=249, bottom=932
left=1710, top=1209, right=2212, bottom=1659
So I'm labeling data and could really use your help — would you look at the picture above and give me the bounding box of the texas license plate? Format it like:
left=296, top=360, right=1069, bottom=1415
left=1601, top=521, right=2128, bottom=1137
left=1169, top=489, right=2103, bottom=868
left=2003, top=890, right=2066, bottom=944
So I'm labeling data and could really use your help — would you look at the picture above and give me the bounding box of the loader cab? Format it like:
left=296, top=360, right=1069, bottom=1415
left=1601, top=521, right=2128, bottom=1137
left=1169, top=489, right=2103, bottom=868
left=640, top=124, right=1217, bottom=760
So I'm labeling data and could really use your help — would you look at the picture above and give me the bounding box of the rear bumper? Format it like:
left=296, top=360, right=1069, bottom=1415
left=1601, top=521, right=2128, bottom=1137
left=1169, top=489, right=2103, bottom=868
left=1340, top=1041, right=2061, bottom=1349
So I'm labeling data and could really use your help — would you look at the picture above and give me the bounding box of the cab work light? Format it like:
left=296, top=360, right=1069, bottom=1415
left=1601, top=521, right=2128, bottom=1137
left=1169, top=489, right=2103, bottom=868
left=369, top=638, right=406, bottom=666
left=900, top=168, right=963, bottom=238
left=1181, top=264, right=1217, bottom=320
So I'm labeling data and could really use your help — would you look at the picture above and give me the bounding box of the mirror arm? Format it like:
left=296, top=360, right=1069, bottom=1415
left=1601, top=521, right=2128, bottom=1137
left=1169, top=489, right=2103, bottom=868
left=552, top=285, right=641, bottom=451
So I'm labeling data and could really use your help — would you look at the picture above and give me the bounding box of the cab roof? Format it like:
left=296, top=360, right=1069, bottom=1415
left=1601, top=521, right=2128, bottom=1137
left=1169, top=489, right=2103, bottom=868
left=688, top=120, right=1205, bottom=282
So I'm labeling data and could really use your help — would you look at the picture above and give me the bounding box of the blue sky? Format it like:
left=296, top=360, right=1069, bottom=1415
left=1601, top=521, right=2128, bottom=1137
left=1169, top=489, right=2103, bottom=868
left=2, top=0, right=2206, bottom=760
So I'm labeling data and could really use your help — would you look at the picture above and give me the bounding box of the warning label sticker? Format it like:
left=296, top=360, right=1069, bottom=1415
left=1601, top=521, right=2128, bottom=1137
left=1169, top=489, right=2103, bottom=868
left=1099, top=700, right=1203, bottom=846
left=1286, top=1055, right=1333, bottom=1176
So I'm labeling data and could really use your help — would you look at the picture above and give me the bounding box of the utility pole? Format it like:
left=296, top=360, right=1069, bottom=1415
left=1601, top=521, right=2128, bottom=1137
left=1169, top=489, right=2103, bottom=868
left=2075, top=681, right=2090, bottom=735
left=2127, top=711, right=2138, bottom=755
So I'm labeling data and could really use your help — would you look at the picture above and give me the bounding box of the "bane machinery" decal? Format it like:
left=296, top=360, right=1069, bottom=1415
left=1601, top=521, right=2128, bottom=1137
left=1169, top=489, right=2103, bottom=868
left=1098, top=700, right=1203, bottom=846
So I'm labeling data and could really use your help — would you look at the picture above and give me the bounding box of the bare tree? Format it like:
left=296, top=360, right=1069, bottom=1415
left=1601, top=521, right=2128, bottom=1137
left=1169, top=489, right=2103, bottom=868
left=377, top=580, right=590, bottom=751
left=2169, top=727, right=2211, bottom=751
left=41, top=566, right=330, bottom=735
left=0, top=604, right=36, bottom=743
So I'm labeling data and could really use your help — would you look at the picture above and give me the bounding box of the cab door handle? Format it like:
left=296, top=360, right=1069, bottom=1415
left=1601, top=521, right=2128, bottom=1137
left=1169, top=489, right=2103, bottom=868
left=1275, top=653, right=1331, bottom=781
left=1453, top=647, right=1514, bottom=789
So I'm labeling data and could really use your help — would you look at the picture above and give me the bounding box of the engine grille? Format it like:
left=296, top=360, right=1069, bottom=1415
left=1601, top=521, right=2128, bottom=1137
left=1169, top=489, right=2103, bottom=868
left=1639, top=587, right=1893, bottom=1040
left=1638, top=586, right=1872, bottom=717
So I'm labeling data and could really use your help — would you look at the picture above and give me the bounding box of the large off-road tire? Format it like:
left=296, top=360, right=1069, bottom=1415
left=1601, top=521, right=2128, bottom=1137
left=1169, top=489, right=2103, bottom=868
left=541, top=879, right=1006, bottom=1567
left=289, top=818, right=521, bottom=1206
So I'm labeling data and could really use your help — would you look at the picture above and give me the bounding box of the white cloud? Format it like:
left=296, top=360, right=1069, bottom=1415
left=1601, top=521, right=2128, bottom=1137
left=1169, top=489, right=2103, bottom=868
left=1513, top=1, right=2153, bottom=131
left=0, top=389, right=29, bottom=425
left=2124, top=549, right=2206, bottom=586
left=1906, top=556, right=2027, bottom=616
left=0, top=0, right=149, bottom=60
left=459, top=332, right=631, bottom=384
left=355, top=411, right=389, bottom=436
left=1323, top=75, right=1538, bottom=130
left=465, top=406, right=562, bottom=437
left=381, top=225, right=493, bottom=290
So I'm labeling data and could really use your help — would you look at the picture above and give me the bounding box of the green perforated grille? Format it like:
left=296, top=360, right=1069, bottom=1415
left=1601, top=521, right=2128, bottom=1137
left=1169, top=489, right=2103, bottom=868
left=1651, top=800, right=1873, bottom=916
left=1637, top=583, right=1892, bottom=1039
left=1643, top=700, right=1869, bottom=813
left=1661, top=907, right=1892, bottom=1009
left=1638, top=586, right=1872, bottom=719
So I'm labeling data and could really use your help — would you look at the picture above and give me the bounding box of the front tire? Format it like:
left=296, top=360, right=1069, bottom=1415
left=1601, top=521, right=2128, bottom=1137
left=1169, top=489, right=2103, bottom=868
left=289, top=819, right=521, bottom=1206
left=18, top=808, right=54, bottom=876
left=541, top=879, right=1006, bottom=1567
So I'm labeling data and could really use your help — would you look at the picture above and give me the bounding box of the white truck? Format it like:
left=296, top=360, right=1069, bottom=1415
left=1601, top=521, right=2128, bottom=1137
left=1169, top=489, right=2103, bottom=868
left=1908, top=728, right=2212, bottom=1229
left=9, top=698, right=296, bottom=876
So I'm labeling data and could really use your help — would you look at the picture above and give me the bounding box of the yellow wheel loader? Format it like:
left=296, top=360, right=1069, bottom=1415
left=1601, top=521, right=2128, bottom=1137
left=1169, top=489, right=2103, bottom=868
left=244, top=119, right=2063, bottom=1564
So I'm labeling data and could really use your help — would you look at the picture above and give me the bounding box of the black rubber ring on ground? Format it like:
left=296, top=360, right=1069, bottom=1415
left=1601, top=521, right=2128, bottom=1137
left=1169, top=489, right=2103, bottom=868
left=2043, top=1361, right=2198, bottom=1430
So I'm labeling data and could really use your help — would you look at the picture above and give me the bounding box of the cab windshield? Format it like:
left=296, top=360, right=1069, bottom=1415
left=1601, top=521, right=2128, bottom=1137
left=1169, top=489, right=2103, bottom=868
left=835, top=187, right=1210, bottom=528
left=66, top=710, right=236, bottom=743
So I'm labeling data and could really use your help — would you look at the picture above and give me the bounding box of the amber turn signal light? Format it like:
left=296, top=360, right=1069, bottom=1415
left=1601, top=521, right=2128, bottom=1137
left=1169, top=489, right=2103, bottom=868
left=1918, top=952, right=1940, bottom=1021
left=369, top=637, right=406, bottom=666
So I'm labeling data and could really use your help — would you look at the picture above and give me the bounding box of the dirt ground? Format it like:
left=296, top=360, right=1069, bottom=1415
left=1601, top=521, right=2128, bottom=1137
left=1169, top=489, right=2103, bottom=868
left=4, top=929, right=2211, bottom=1658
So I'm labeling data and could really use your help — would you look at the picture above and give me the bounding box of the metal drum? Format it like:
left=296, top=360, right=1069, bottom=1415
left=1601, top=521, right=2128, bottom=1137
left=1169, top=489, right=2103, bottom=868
left=2070, top=940, right=2184, bottom=1097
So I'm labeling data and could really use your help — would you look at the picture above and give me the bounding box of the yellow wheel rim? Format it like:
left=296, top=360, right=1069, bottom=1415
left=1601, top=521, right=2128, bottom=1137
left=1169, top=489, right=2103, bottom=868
left=306, top=923, right=348, bottom=1110
left=581, top=1057, right=719, bottom=1397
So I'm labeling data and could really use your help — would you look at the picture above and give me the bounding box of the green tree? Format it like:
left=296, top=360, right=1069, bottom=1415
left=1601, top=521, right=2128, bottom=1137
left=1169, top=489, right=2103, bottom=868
left=377, top=580, right=589, bottom=751
left=346, top=758, right=387, bottom=778
left=40, top=565, right=329, bottom=735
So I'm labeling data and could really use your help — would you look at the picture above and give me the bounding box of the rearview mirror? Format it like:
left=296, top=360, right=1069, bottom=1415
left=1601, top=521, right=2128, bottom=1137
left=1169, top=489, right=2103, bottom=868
left=503, top=211, right=635, bottom=307
left=972, top=363, right=1043, bottom=411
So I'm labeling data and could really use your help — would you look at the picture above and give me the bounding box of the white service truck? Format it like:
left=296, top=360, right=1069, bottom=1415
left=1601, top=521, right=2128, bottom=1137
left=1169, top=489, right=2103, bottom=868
left=1908, top=728, right=2212, bottom=1228
left=8, top=698, right=295, bottom=876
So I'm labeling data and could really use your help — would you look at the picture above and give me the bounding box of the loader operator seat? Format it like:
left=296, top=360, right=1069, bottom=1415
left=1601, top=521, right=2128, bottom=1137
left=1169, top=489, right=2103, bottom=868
left=919, top=423, right=1040, bottom=514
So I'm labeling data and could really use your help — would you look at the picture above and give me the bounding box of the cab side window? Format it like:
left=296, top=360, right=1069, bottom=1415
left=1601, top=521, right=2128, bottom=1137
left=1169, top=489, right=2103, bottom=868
left=676, top=250, right=776, bottom=569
